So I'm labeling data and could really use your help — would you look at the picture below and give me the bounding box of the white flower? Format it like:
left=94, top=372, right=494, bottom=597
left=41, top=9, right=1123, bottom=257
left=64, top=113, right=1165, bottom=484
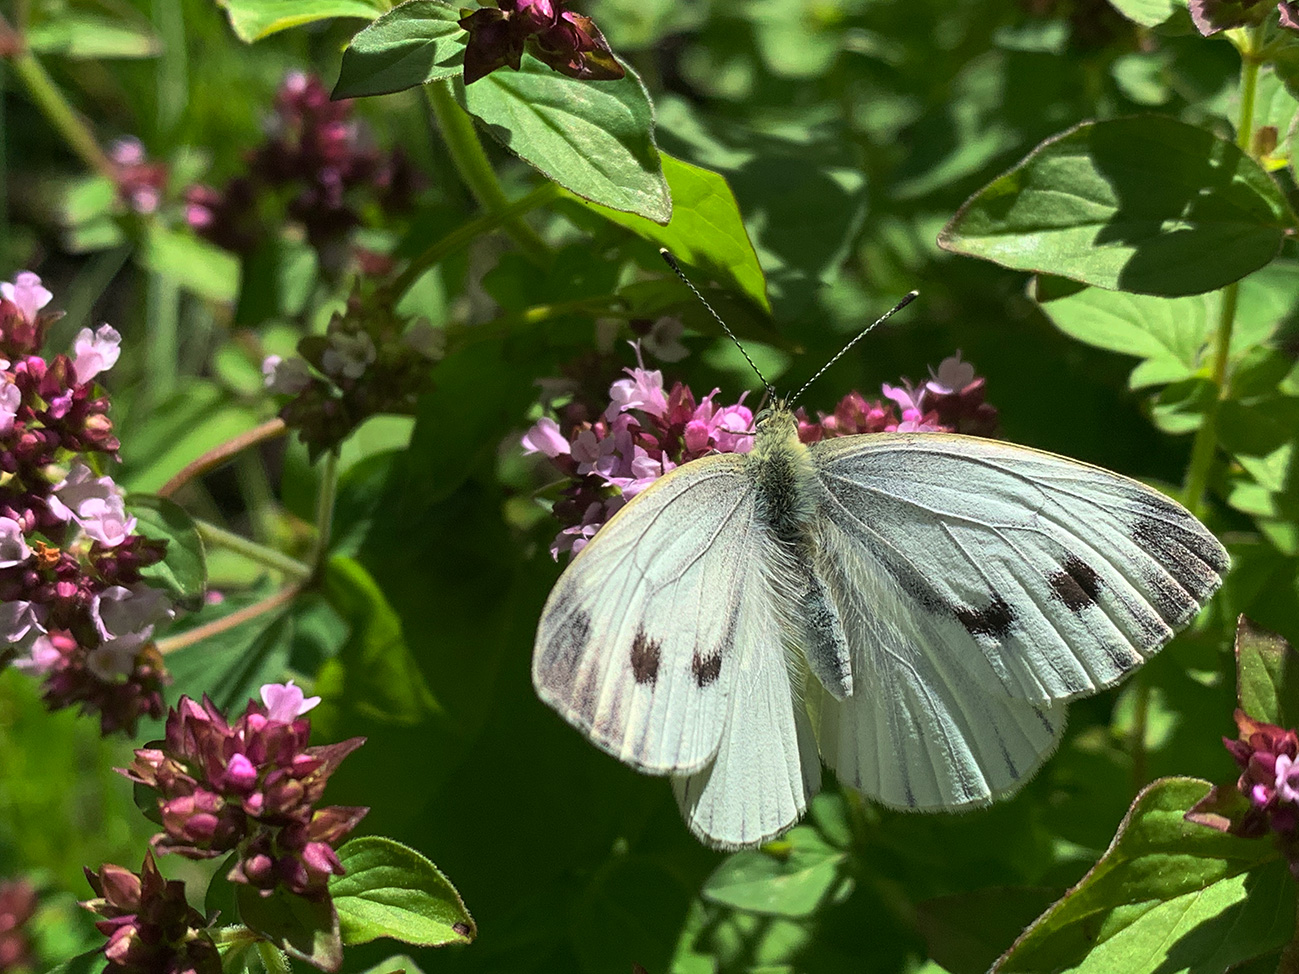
left=48, top=462, right=136, bottom=547
left=263, top=355, right=312, bottom=395
left=0, top=517, right=30, bottom=568
left=261, top=679, right=321, bottom=721
left=91, top=583, right=174, bottom=641
left=321, top=332, right=376, bottom=380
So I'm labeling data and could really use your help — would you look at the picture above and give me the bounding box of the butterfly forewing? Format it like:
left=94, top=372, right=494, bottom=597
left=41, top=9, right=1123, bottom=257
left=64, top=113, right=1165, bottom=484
left=809, top=433, right=1228, bottom=705
left=535, top=453, right=767, bottom=776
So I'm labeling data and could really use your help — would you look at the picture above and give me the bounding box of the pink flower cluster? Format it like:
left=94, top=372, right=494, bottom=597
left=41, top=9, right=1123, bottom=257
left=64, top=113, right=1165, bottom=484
left=82, top=850, right=219, bottom=974
left=107, top=137, right=168, bottom=216
left=0, top=272, right=171, bottom=735
left=1189, top=0, right=1299, bottom=34
left=459, top=0, right=624, bottom=85
left=185, top=72, right=419, bottom=268
left=121, top=682, right=367, bottom=900
left=523, top=351, right=997, bottom=558
left=1223, top=710, right=1299, bottom=845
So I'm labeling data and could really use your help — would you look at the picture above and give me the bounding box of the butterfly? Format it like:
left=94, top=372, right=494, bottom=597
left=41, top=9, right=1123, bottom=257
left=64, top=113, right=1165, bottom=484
left=531, top=266, right=1228, bottom=850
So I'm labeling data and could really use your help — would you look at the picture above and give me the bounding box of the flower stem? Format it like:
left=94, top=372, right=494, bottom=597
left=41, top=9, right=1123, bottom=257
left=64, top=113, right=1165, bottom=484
left=256, top=941, right=292, bottom=974
left=1181, top=24, right=1265, bottom=517
left=309, top=450, right=339, bottom=574
left=1, top=18, right=115, bottom=180
left=425, top=79, right=551, bottom=264
left=155, top=584, right=301, bottom=655
left=194, top=519, right=312, bottom=581
left=393, top=181, right=561, bottom=297
left=157, top=418, right=288, bottom=499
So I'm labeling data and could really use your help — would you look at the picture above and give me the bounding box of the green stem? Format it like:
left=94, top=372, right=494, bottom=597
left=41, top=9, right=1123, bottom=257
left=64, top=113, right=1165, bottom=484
left=393, top=181, right=561, bottom=297
left=1181, top=25, right=1265, bottom=517
left=0, top=58, right=8, bottom=261
left=1129, top=676, right=1150, bottom=795
left=152, top=0, right=187, bottom=133
left=145, top=273, right=180, bottom=403
left=193, top=519, right=312, bottom=582
left=425, top=79, right=551, bottom=264
left=309, top=451, right=339, bottom=574
left=2, top=23, right=114, bottom=179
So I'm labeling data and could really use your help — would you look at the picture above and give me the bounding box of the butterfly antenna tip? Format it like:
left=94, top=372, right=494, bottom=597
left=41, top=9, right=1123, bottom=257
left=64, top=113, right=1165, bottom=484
left=789, top=289, right=920, bottom=407
left=659, top=248, right=773, bottom=398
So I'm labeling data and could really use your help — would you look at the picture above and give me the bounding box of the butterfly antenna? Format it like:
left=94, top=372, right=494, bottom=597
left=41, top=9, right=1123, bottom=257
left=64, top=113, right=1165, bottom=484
left=659, top=249, right=775, bottom=399
left=788, top=290, right=919, bottom=407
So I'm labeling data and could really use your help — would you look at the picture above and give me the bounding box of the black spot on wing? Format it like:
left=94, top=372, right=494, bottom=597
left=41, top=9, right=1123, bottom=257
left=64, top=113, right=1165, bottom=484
left=539, top=608, right=591, bottom=696
left=955, top=596, right=1015, bottom=640
left=630, top=627, right=661, bottom=685
left=692, top=649, right=722, bottom=688
left=1048, top=556, right=1101, bottom=611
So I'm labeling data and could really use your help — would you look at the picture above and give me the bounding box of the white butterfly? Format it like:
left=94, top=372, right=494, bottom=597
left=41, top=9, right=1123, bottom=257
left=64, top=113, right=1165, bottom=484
left=532, top=270, right=1228, bottom=850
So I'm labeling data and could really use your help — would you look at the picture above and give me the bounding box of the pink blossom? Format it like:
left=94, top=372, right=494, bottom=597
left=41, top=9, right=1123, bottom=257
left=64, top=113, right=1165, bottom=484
left=48, top=462, right=137, bottom=546
left=13, top=634, right=63, bottom=676
left=0, top=272, right=53, bottom=323
left=260, top=680, right=321, bottom=722
left=72, top=325, right=122, bottom=385
left=91, top=584, right=173, bottom=641
left=0, top=600, right=44, bottom=644
left=927, top=352, right=977, bottom=396
left=0, top=516, right=31, bottom=567
left=522, top=417, right=570, bottom=458
left=0, top=378, right=20, bottom=434
left=1278, top=754, right=1299, bottom=804
left=607, top=366, right=668, bottom=419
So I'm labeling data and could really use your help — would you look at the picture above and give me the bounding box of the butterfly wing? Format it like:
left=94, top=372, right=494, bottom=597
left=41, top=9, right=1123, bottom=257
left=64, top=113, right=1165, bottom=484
left=804, top=432, right=1227, bottom=809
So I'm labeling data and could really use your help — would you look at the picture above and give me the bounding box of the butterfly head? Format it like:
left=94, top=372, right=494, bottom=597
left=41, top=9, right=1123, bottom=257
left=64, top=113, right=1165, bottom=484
left=753, top=402, right=799, bottom=446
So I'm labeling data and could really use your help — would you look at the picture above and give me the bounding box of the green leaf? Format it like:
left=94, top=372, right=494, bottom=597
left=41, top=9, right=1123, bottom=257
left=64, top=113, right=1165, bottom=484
left=164, top=607, right=295, bottom=714
left=237, top=884, right=342, bottom=972
left=939, top=116, right=1294, bottom=296
left=567, top=152, right=769, bottom=312
left=334, top=0, right=466, bottom=98
left=138, top=225, right=240, bottom=303
left=1149, top=377, right=1215, bottom=434
left=332, top=836, right=475, bottom=947
left=317, top=556, right=441, bottom=725
left=126, top=494, right=207, bottom=611
left=995, top=777, right=1286, bottom=973
left=215, top=0, right=384, bottom=42
left=1235, top=616, right=1299, bottom=727
left=701, top=826, right=849, bottom=918
left=456, top=63, right=671, bottom=223
left=26, top=14, right=160, bottom=59
left=1037, top=288, right=1206, bottom=388
left=1105, top=0, right=1181, bottom=27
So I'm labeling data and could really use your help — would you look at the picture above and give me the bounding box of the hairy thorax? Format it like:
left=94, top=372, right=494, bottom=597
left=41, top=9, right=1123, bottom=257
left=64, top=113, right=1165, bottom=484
left=748, top=407, right=822, bottom=543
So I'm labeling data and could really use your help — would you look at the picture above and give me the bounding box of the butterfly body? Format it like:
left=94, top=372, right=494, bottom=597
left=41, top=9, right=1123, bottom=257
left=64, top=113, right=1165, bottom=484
left=533, top=407, right=1228, bottom=849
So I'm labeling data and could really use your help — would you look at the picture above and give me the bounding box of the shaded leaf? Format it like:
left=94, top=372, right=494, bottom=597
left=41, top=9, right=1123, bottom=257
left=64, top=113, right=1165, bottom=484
left=940, top=116, right=1294, bottom=296
left=333, top=836, right=475, bottom=947
left=995, top=777, right=1284, bottom=972
left=127, top=494, right=207, bottom=611
left=237, top=885, right=342, bottom=972
left=701, top=826, right=849, bottom=918
left=568, top=152, right=769, bottom=312
left=165, top=608, right=295, bottom=715
left=26, top=14, right=160, bottom=58
left=317, top=556, right=441, bottom=725
left=138, top=226, right=240, bottom=303
left=456, top=62, right=671, bottom=222
left=917, top=887, right=1061, bottom=974
left=334, top=0, right=466, bottom=98
left=1236, top=616, right=1299, bottom=727
left=1106, top=0, right=1182, bottom=27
